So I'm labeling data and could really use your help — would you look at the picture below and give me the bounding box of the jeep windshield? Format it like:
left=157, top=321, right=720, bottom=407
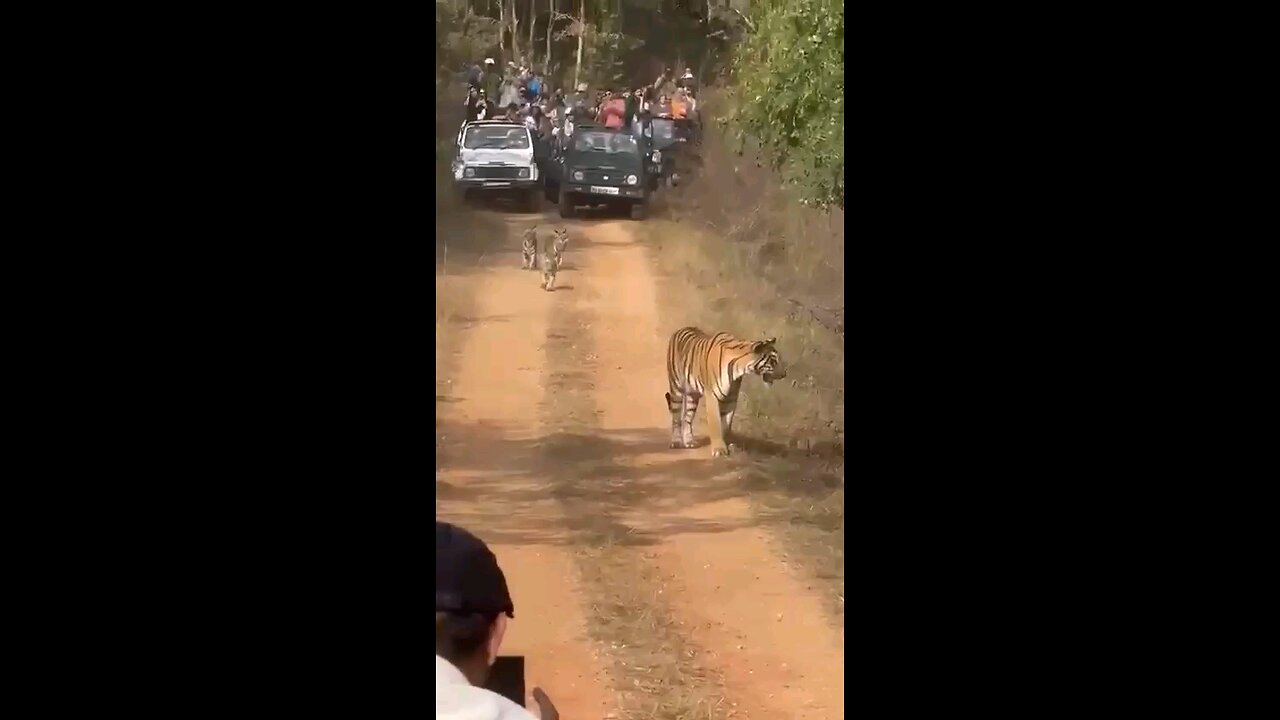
left=649, top=119, right=678, bottom=150
left=572, top=131, right=639, bottom=155
left=464, top=126, right=530, bottom=150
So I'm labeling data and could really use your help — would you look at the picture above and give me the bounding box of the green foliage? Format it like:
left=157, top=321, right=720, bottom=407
left=723, top=0, right=844, bottom=210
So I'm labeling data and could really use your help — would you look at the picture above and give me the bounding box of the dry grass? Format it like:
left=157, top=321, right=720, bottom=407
left=643, top=95, right=846, bottom=623
left=570, top=530, right=736, bottom=720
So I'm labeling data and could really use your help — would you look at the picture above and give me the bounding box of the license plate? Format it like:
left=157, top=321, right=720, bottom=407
left=589, top=185, right=620, bottom=195
left=485, top=181, right=511, bottom=187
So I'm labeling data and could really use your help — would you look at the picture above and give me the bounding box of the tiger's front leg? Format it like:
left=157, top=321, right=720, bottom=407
left=720, top=402, right=737, bottom=450
left=707, top=397, right=730, bottom=457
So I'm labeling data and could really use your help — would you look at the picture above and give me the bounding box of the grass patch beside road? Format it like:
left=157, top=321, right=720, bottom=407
left=639, top=102, right=846, bottom=624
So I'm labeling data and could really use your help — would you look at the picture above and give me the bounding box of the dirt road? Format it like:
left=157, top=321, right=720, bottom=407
left=436, top=203, right=844, bottom=719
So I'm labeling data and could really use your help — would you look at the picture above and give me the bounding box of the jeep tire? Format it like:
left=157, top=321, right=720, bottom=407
left=524, top=189, right=541, bottom=213
left=629, top=202, right=647, bottom=221
left=558, top=186, right=575, bottom=218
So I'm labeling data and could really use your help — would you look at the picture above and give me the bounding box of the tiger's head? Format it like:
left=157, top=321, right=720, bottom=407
left=750, top=337, right=786, bottom=386
left=553, top=227, right=570, bottom=251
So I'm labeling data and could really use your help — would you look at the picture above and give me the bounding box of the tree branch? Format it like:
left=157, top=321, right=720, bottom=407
left=729, top=8, right=756, bottom=33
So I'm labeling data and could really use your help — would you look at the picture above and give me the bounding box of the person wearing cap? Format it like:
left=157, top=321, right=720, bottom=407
left=677, top=67, right=696, bottom=93
left=572, top=83, right=589, bottom=108
left=482, top=59, right=502, bottom=104
left=437, top=521, right=559, bottom=720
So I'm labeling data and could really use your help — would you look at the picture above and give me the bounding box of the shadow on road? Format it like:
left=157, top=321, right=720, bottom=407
left=437, top=418, right=832, bottom=549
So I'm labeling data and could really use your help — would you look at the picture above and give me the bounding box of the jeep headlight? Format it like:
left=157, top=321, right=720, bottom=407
left=626, top=174, right=638, bottom=185
left=518, top=167, right=530, bottom=178
left=651, top=150, right=661, bottom=163
left=464, top=167, right=476, bottom=178
left=572, top=170, right=585, bottom=181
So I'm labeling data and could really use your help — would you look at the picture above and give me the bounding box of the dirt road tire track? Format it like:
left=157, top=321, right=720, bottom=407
left=436, top=219, right=615, bottom=718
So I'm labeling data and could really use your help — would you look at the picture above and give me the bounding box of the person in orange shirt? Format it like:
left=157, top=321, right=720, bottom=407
left=671, top=89, right=689, bottom=120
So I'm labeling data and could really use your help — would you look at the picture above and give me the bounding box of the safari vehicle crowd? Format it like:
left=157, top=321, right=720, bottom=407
left=451, top=57, right=701, bottom=221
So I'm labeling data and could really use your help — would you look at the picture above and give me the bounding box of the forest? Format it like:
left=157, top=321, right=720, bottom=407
left=435, top=0, right=843, bottom=209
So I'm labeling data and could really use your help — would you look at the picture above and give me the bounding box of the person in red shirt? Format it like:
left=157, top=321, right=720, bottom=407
left=595, top=90, right=627, bottom=130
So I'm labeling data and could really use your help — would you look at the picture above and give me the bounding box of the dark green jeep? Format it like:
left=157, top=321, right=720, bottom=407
left=542, top=123, right=651, bottom=220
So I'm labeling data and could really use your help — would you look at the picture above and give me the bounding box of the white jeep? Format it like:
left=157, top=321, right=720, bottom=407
left=452, top=120, right=543, bottom=212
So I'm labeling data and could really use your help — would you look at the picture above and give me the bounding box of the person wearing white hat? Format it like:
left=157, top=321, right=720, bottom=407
left=482, top=59, right=501, bottom=103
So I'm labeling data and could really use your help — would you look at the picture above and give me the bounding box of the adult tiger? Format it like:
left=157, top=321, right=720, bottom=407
left=665, top=327, right=786, bottom=457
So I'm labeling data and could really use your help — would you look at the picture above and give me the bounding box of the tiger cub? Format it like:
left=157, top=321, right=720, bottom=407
left=536, top=227, right=570, bottom=291
left=550, top=227, right=569, bottom=271
left=520, top=226, right=539, bottom=270
left=664, top=327, right=786, bottom=457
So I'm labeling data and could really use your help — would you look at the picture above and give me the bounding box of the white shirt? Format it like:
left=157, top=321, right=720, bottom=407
left=436, top=655, right=537, bottom=720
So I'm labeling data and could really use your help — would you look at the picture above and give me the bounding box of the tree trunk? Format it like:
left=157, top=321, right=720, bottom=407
left=546, top=0, right=554, bottom=73
left=528, top=0, right=536, bottom=65
left=510, top=0, right=520, bottom=65
left=499, top=0, right=506, bottom=58
left=573, top=0, right=584, bottom=89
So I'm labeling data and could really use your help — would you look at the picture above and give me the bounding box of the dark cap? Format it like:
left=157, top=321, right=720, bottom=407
left=436, top=521, right=514, bottom=618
